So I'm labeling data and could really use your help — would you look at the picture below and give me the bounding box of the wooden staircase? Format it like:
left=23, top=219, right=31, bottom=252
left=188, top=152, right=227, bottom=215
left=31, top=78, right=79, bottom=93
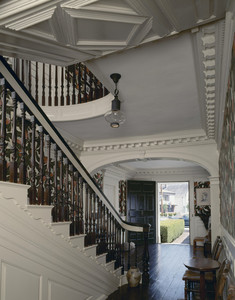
left=0, top=55, right=150, bottom=299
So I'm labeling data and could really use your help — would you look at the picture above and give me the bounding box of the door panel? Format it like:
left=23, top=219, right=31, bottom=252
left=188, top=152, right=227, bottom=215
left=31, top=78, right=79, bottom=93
left=127, top=180, right=156, bottom=245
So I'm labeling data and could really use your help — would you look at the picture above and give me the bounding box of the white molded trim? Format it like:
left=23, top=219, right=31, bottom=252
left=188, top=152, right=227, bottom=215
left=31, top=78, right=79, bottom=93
left=44, top=93, right=113, bottom=122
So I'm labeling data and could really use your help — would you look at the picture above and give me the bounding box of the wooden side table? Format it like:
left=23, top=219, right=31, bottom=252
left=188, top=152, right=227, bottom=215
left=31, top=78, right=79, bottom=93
left=184, top=258, right=220, bottom=300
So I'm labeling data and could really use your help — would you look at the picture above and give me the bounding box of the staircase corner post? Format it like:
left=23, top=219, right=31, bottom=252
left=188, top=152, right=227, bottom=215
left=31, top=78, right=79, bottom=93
left=142, top=224, right=150, bottom=286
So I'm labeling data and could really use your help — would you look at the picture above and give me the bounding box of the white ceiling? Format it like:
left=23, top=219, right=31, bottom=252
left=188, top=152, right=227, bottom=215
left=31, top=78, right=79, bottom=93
left=55, top=31, right=202, bottom=141
left=0, top=0, right=230, bottom=171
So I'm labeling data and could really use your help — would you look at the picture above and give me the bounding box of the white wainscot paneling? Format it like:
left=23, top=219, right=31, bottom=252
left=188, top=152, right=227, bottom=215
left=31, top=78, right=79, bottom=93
left=1, top=262, right=41, bottom=300
left=48, top=280, right=88, bottom=300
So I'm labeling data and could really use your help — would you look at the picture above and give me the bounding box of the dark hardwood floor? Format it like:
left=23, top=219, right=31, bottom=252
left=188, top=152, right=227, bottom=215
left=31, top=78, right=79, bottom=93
left=107, top=243, right=194, bottom=300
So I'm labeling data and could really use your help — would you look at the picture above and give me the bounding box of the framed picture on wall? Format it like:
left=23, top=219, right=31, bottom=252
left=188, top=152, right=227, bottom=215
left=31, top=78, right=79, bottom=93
left=196, top=188, right=210, bottom=205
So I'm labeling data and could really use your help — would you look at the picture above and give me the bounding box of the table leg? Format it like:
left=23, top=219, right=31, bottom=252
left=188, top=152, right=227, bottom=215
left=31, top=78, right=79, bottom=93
left=200, top=271, right=206, bottom=300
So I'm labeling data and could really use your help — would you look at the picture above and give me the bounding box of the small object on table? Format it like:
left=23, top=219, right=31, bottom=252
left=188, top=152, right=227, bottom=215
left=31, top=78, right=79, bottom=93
left=184, top=258, right=220, bottom=300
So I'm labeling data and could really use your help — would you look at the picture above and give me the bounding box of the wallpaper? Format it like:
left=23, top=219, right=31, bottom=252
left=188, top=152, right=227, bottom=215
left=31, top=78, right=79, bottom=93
left=219, top=33, right=235, bottom=238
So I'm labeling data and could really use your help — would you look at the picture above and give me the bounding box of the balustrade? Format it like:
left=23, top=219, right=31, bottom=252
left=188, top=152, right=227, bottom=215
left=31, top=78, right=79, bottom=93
left=0, top=56, right=150, bottom=284
left=11, top=58, right=109, bottom=107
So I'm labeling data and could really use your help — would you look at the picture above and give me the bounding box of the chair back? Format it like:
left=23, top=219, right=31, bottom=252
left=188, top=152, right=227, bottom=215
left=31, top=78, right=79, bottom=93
left=213, top=241, right=223, bottom=261
left=215, top=259, right=231, bottom=300
left=212, top=236, right=221, bottom=258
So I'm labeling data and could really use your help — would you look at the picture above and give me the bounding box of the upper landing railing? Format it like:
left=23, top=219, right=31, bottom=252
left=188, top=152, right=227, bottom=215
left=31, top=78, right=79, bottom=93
left=11, top=58, right=109, bottom=107
left=0, top=56, right=150, bottom=284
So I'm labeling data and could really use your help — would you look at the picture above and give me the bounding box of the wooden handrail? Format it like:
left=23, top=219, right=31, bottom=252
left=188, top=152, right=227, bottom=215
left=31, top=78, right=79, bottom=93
left=0, top=55, right=150, bottom=282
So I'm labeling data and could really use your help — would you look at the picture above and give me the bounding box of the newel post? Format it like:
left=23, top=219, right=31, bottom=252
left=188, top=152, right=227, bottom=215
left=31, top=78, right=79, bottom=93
left=142, top=224, right=150, bottom=286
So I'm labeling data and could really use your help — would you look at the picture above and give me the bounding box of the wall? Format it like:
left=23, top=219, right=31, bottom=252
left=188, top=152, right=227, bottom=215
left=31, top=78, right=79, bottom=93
left=219, top=3, right=235, bottom=277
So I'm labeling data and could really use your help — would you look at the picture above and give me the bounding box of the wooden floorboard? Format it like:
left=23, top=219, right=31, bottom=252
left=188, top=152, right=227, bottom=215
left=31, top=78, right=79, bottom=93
left=107, top=243, right=194, bottom=300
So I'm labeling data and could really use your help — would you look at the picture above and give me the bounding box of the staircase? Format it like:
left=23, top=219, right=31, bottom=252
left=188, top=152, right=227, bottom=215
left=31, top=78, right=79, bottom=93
left=0, top=56, right=150, bottom=300
left=0, top=181, right=120, bottom=300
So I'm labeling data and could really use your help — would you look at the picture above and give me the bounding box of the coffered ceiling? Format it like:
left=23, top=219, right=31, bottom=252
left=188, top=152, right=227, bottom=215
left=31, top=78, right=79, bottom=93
left=0, top=0, right=228, bottom=65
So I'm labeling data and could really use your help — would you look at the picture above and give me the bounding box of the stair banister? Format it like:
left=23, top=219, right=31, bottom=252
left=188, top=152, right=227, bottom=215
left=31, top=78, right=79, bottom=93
left=0, top=55, right=150, bottom=284
left=0, top=56, right=146, bottom=232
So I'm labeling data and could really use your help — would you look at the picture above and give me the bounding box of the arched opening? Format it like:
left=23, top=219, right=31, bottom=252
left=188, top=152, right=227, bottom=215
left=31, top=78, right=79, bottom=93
left=90, top=156, right=213, bottom=246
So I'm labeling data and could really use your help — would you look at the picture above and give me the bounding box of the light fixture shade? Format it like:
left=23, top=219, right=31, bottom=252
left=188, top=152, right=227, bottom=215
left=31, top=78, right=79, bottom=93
left=104, top=109, right=126, bottom=128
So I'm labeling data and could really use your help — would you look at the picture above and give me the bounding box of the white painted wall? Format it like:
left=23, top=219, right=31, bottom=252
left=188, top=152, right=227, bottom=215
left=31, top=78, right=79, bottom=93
left=0, top=182, right=119, bottom=300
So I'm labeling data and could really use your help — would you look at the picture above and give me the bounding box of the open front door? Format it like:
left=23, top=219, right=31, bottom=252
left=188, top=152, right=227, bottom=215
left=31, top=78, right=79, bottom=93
left=127, top=180, right=156, bottom=245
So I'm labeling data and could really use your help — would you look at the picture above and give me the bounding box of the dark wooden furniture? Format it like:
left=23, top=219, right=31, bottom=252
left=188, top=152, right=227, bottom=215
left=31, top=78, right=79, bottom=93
left=184, top=258, right=220, bottom=299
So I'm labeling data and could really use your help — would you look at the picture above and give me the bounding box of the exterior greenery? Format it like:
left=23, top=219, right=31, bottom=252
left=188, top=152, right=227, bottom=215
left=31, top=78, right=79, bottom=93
left=160, top=219, right=184, bottom=243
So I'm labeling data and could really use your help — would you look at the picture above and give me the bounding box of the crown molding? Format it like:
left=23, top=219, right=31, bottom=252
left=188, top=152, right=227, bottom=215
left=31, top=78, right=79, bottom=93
left=80, top=131, right=214, bottom=154
left=192, top=20, right=225, bottom=140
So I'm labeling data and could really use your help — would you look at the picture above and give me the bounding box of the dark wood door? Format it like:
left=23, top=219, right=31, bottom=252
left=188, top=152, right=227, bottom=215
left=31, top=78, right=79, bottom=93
left=127, top=180, right=156, bottom=245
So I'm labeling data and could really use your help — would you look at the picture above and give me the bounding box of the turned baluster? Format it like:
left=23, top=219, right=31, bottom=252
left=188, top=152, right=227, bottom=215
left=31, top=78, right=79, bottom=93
left=109, top=211, right=112, bottom=259
left=142, top=225, right=150, bottom=286
left=21, top=59, right=25, bottom=84
left=30, top=116, right=36, bottom=204
left=84, top=66, right=87, bottom=102
left=106, top=207, right=109, bottom=249
left=121, top=229, right=125, bottom=274
left=14, top=58, right=20, bottom=78
left=66, top=66, right=70, bottom=105
left=28, top=61, right=32, bottom=95
left=19, top=102, right=26, bottom=184
left=112, top=216, right=116, bottom=260
left=72, top=64, right=76, bottom=104
left=116, top=225, right=122, bottom=268
left=38, top=126, right=44, bottom=204
left=64, top=158, right=69, bottom=221
left=54, top=66, right=58, bottom=106
left=70, top=165, right=75, bottom=235
left=92, top=194, right=96, bottom=240
left=84, top=183, right=89, bottom=245
left=61, top=67, right=64, bottom=106
left=78, top=63, right=82, bottom=103
left=89, top=188, right=93, bottom=244
left=35, top=62, right=39, bottom=103
left=74, top=171, right=79, bottom=235
left=44, top=135, right=51, bottom=205
left=9, top=92, right=17, bottom=183
left=78, top=177, right=84, bottom=234
left=59, top=150, right=64, bottom=221
left=0, top=78, right=7, bottom=181
left=52, top=144, right=58, bottom=221
left=42, top=63, right=45, bottom=106
left=48, top=64, right=52, bottom=106
left=96, top=198, right=100, bottom=249
left=88, top=71, right=93, bottom=101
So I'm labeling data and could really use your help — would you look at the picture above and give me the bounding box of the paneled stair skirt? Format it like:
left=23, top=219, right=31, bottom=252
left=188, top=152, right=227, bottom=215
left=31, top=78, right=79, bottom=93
left=0, top=182, right=121, bottom=300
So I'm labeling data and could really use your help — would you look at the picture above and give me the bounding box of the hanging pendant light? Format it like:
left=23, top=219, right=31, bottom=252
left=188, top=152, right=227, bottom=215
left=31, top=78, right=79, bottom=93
left=105, top=73, right=125, bottom=128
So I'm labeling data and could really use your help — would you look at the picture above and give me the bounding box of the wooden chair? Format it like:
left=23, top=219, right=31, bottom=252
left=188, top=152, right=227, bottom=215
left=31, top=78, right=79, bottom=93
left=212, top=241, right=223, bottom=261
left=215, top=259, right=231, bottom=300
left=211, top=236, right=222, bottom=259
left=182, top=251, right=227, bottom=299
